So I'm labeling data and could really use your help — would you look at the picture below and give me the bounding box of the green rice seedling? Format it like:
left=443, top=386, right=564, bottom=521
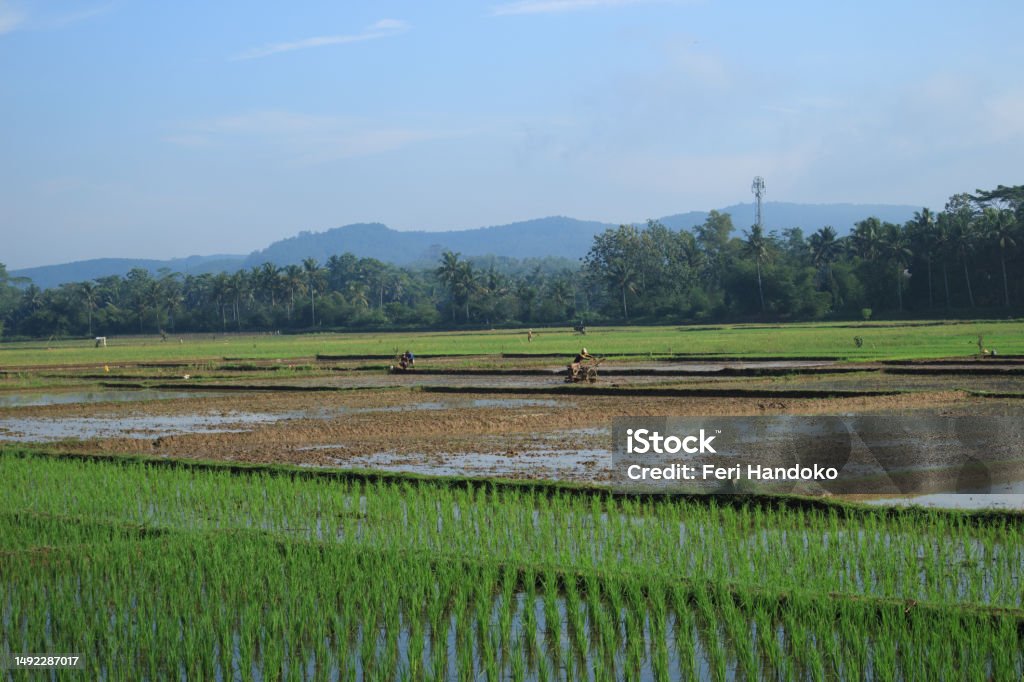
left=505, top=634, right=525, bottom=682
left=692, top=588, right=728, bottom=682
left=541, top=570, right=563, bottom=671
left=452, top=582, right=476, bottom=682
left=646, top=582, right=671, bottom=682
left=871, top=617, right=898, bottom=681
left=406, top=599, right=427, bottom=680
left=4, top=451, right=1024, bottom=680
left=563, top=573, right=589, bottom=666
left=993, top=615, right=1022, bottom=681
left=669, top=583, right=698, bottom=682
left=621, top=580, right=647, bottom=680
left=587, top=579, right=617, bottom=675
left=497, top=581, right=516, bottom=672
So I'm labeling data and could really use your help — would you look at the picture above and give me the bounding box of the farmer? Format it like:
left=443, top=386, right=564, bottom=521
left=400, top=350, right=415, bottom=369
left=569, top=347, right=593, bottom=376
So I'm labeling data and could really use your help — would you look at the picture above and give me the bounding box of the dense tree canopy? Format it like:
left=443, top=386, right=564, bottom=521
left=2, top=185, right=1022, bottom=338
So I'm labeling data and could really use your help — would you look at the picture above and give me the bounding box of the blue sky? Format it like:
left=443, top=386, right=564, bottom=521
left=2, top=0, right=1022, bottom=268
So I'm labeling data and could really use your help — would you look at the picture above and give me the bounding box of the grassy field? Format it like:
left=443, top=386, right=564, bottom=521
left=2, top=319, right=1023, bottom=367
left=2, top=449, right=1021, bottom=680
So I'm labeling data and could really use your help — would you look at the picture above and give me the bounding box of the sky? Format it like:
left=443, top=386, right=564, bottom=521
left=2, top=0, right=1023, bottom=269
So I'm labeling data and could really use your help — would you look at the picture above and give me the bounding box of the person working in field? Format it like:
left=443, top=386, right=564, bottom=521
left=569, top=347, right=593, bottom=373
left=399, top=350, right=415, bottom=369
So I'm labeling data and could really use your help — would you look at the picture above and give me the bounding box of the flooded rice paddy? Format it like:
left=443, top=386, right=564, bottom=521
left=2, top=355, right=1023, bottom=508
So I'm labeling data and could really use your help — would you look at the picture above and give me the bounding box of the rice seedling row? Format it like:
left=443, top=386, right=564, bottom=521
left=2, top=450, right=1022, bottom=680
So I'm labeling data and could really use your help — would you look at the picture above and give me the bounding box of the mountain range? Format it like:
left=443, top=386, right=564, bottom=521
left=13, top=202, right=921, bottom=289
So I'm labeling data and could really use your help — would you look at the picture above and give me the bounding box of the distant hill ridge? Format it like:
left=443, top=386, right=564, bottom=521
left=13, top=202, right=920, bottom=288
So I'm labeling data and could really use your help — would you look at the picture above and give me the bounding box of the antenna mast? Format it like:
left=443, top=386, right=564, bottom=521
left=751, top=176, right=765, bottom=229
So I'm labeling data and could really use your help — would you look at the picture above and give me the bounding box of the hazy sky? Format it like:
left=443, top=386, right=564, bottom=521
left=2, top=0, right=1022, bottom=268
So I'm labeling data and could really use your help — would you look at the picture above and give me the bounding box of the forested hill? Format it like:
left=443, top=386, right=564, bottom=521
left=244, top=204, right=918, bottom=268
left=12, top=255, right=247, bottom=291
left=14, top=203, right=919, bottom=288
left=242, top=217, right=613, bottom=269
left=658, top=202, right=920, bottom=233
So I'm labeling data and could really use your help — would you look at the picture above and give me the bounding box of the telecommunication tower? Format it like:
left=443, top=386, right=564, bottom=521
left=751, top=176, right=765, bottom=229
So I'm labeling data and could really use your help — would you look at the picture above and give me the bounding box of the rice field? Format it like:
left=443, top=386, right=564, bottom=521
left=3, top=319, right=1024, bottom=368
left=2, top=449, right=1022, bottom=680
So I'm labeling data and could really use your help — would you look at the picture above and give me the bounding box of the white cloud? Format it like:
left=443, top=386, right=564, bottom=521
left=166, top=110, right=461, bottom=165
left=982, top=90, right=1024, bottom=142
left=0, top=1, right=25, bottom=34
left=233, top=18, right=408, bottom=60
left=45, top=3, right=114, bottom=29
left=0, top=1, right=112, bottom=34
left=492, top=0, right=660, bottom=15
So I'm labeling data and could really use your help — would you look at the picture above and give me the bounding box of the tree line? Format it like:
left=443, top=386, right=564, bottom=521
left=1, top=184, right=1021, bottom=338
left=582, top=185, right=1023, bottom=322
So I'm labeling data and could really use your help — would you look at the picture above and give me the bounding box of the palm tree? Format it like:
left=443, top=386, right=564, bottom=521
left=600, top=255, right=636, bottom=320
left=159, top=273, right=183, bottom=333
left=881, top=223, right=912, bottom=312
left=808, top=226, right=841, bottom=305
left=76, top=281, right=99, bottom=336
left=281, top=265, right=305, bottom=323
left=549, top=274, right=575, bottom=319
left=435, top=251, right=464, bottom=321
left=911, top=208, right=936, bottom=308
left=255, top=263, right=280, bottom=309
left=982, top=207, right=1017, bottom=307
left=850, top=217, right=884, bottom=260
left=946, top=194, right=977, bottom=309
left=302, top=258, right=325, bottom=326
left=452, top=261, right=480, bottom=322
left=953, top=218, right=977, bottom=309
left=210, top=273, right=230, bottom=332
left=227, top=272, right=247, bottom=330
left=346, top=281, right=370, bottom=308
left=743, top=224, right=772, bottom=312
left=934, top=213, right=954, bottom=309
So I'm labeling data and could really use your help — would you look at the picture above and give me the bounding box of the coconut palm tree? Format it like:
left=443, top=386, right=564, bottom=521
left=982, top=207, right=1017, bottom=307
left=850, top=217, right=884, bottom=260
left=210, top=273, right=230, bottom=332
left=346, top=281, right=370, bottom=309
left=452, top=261, right=480, bottom=322
left=881, top=223, right=912, bottom=312
left=607, top=255, right=638, bottom=320
left=302, top=258, right=325, bottom=326
left=946, top=194, right=977, bottom=309
left=808, top=226, right=840, bottom=296
left=76, top=281, right=99, bottom=336
left=934, top=213, right=955, bottom=309
left=910, top=208, right=936, bottom=308
left=254, top=263, right=280, bottom=309
left=435, top=251, right=464, bottom=321
left=281, top=265, right=305, bottom=323
left=743, top=224, right=772, bottom=312
left=158, top=272, right=183, bottom=332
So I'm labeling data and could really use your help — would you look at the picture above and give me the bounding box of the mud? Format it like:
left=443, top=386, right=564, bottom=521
left=3, top=355, right=1023, bottom=499
left=0, top=390, right=208, bottom=408
left=0, top=384, right=983, bottom=466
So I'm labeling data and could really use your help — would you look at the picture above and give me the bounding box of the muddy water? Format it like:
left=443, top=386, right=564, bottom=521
left=0, top=389, right=211, bottom=408
left=305, top=448, right=612, bottom=479
left=870, top=479, right=1024, bottom=510
left=0, top=412, right=299, bottom=442
left=3, top=356, right=1022, bottom=509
